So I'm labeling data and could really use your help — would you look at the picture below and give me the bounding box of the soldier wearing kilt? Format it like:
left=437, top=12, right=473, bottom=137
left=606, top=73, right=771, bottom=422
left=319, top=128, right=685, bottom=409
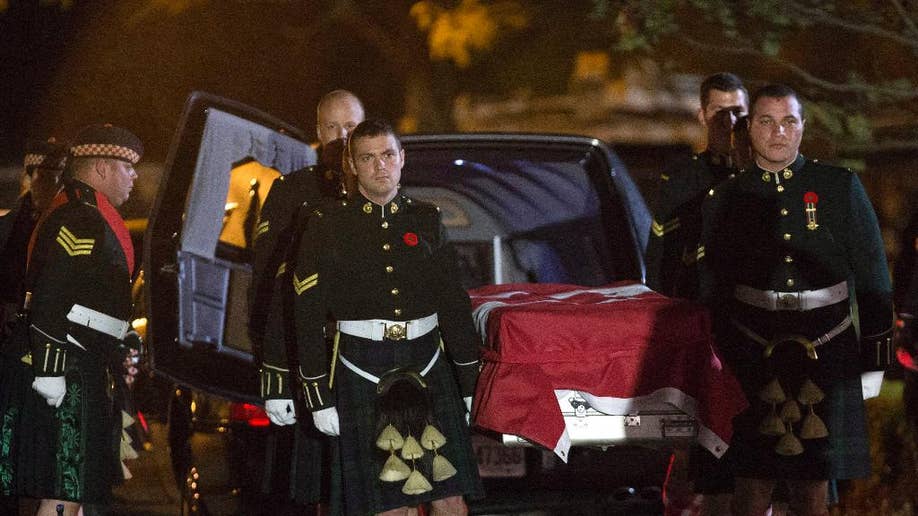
left=294, top=120, right=483, bottom=515
left=0, top=125, right=143, bottom=516
left=255, top=90, right=365, bottom=508
left=700, top=85, right=894, bottom=516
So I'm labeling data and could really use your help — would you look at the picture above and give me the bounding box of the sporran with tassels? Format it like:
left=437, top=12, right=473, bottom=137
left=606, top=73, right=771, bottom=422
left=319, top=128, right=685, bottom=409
left=721, top=299, right=871, bottom=480
left=753, top=338, right=828, bottom=458
left=333, top=329, right=483, bottom=514
left=374, top=370, right=458, bottom=495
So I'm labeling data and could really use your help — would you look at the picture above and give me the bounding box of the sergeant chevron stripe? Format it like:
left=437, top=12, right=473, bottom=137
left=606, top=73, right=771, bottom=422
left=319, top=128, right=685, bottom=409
left=255, top=220, right=270, bottom=238
left=293, top=272, right=318, bottom=295
left=56, top=226, right=95, bottom=256
left=651, top=217, right=680, bottom=237
left=682, top=245, right=705, bottom=265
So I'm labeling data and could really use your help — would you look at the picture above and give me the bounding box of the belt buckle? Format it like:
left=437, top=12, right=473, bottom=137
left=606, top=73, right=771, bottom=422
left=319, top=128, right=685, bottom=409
left=776, top=293, right=799, bottom=310
left=384, top=323, right=407, bottom=340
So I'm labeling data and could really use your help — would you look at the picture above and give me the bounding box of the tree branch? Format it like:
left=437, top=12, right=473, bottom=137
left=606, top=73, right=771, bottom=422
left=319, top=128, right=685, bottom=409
left=889, top=0, right=918, bottom=40
left=784, top=0, right=918, bottom=53
left=326, top=0, right=416, bottom=76
left=676, top=34, right=918, bottom=100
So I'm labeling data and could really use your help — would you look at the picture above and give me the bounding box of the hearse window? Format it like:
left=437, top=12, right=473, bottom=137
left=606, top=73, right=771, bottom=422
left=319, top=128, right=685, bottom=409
left=217, top=158, right=279, bottom=260
left=401, top=145, right=639, bottom=289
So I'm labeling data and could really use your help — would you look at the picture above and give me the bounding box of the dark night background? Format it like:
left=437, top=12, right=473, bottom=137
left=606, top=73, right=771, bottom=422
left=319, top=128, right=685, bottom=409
left=1, top=1, right=398, bottom=163
left=0, top=0, right=612, bottom=164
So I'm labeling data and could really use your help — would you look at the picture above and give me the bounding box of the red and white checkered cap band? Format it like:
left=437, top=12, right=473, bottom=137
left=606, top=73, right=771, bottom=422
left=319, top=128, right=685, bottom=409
left=70, top=143, right=140, bottom=164
left=24, top=153, right=46, bottom=167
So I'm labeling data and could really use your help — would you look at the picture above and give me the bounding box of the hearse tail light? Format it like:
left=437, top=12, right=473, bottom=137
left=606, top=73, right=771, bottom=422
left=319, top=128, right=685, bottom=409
left=230, top=403, right=271, bottom=427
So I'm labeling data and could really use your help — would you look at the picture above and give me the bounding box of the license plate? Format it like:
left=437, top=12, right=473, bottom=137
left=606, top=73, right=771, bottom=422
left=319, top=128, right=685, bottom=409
left=472, top=434, right=525, bottom=478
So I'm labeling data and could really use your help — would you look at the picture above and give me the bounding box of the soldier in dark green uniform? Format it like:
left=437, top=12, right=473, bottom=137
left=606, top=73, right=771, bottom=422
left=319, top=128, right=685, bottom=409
left=254, top=90, right=365, bottom=507
left=700, top=84, right=894, bottom=516
left=0, top=124, right=144, bottom=516
left=293, top=119, right=483, bottom=515
left=645, top=72, right=748, bottom=300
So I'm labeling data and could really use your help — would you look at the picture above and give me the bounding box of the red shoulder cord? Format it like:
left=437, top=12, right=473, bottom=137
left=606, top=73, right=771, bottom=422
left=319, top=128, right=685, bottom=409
left=26, top=188, right=134, bottom=275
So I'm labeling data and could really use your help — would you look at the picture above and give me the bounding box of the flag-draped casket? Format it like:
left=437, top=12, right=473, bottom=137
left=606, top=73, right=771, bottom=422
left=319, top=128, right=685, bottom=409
left=469, top=282, right=748, bottom=461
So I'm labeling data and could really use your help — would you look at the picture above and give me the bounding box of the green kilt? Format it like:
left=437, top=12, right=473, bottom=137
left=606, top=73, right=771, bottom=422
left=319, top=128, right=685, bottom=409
left=1, top=318, right=37, bottom=497
left=0, top=351, right=32, bottom=497
left=7, top=346, right=120, bottom=505
left=720, top=301, right=870, bottom=480
left=334, top=330, right=483, bottom=515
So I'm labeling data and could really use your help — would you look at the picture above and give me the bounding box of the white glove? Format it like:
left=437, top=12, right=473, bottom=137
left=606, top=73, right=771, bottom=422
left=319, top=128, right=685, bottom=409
left=464, top=396, right=473, bottom=425
left=312, top=406, right=340, bottom=436
left=264, top=399, right=297, bottom=426
left=32, top=376, right=66, bottom=408
left=861, top=371, right=885, bottom=400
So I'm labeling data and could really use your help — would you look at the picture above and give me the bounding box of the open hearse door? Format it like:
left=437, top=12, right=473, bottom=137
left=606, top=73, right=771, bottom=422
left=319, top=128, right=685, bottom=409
left=144, top=91, right=316, bottom=402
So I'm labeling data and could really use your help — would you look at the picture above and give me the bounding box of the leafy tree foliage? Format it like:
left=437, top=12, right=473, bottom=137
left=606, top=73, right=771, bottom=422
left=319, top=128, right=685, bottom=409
left=590, top=0, right=918, bottom=151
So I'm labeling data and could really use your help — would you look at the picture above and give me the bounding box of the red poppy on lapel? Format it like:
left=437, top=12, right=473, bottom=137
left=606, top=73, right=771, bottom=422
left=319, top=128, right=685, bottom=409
left=403, top=232, right=419, bottom=246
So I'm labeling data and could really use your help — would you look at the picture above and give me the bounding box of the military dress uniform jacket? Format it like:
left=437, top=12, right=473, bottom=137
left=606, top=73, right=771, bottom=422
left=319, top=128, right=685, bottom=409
left=251, top=167, right=320, bottom=356
left=701, top=155, right=894, bottom=357
left=292, top=193, right=481, bottom=411
left=27, top=181, right=134, bottom=375
left=645, top=151, right=735, bottom=299
left=252, top=163, right=350, bottom=397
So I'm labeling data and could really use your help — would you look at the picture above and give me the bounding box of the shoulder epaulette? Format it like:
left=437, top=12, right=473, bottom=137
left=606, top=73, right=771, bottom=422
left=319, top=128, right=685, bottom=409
left=805, top=158, right=851, bottom=175
left=310, top=196, right=349, bottom=219
left=290, top=164, right=319, bottom=177
left=405, top=197, right=439, bottom=215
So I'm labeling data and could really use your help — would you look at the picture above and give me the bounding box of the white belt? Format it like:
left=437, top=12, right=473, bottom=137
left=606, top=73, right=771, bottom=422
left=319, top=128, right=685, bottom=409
left=734, top=281, right=848, bottom=311
left=66, top=304, right=130, bottom=340
left=337, top=314, right=438, bottom=341
left=339, top=347, right=441, bottom=384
